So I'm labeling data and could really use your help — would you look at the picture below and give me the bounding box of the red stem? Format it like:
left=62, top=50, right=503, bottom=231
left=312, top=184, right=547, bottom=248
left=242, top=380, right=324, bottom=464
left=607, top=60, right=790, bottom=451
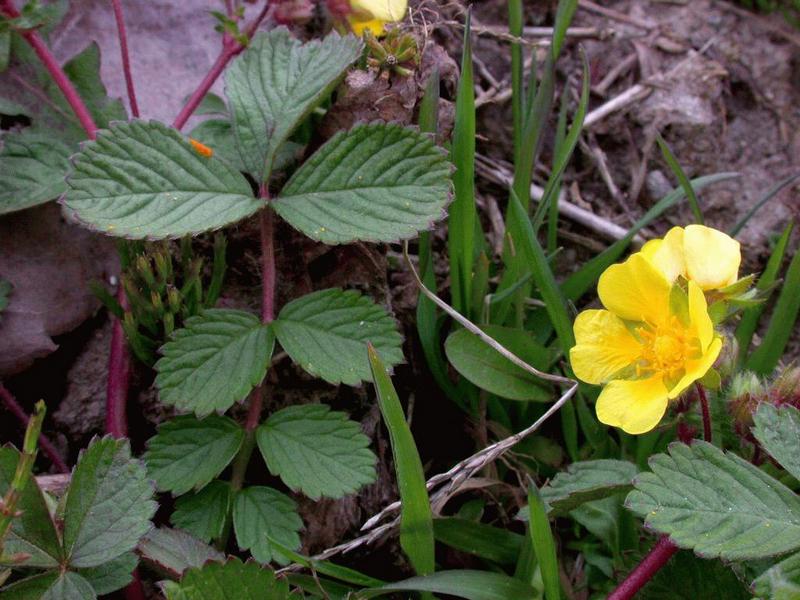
left=259, top=201, right=275, bottom=323
left=695, top=383, right=712, bottom=443
left=0, top=383, right=69, bottom=474
left=608, top=537, right=679, bottom=600
left=111, top=0, right=140, bottom=118
left=172, top=0, right=272, bottom=131
left=0, top=1, right=97, bottom=138
left=105, top=296, right=131, bottom=439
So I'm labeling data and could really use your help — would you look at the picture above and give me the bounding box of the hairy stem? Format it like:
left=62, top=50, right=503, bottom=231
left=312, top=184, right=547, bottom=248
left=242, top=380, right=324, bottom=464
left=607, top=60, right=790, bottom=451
left=0, top=384, right=68, bottom=474
left=607, top=537, right=679, bottom=600
left=111, top=0, right=140, bottom=118
left=696, top=382, right=712, bottom=443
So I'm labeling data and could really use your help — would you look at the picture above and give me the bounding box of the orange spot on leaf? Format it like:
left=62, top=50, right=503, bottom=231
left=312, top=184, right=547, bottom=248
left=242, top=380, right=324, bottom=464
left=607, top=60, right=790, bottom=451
left=189, top=138, right=213, bottom=157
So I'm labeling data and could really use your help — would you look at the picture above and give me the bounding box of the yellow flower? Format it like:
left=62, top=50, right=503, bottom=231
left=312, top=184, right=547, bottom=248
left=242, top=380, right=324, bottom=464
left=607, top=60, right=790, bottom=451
left=348, top=0, right=407, bottom=36
left=570, top=253, right=722, bottom=434
left=640, top=225, right=741, bottom=291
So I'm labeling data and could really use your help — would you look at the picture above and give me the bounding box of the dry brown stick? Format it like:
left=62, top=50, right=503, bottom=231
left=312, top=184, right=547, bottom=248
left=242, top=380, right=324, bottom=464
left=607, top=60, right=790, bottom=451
left=578, top=0, right=654, bottom=30
left=593, top=51, right=638, bottom=96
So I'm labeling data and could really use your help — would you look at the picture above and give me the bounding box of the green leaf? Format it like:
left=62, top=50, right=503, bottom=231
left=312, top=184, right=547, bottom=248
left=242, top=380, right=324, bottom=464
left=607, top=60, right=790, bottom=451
left=752, top=403, right=800, bottom=481
left=0, top=131, right=72, bottom=215
left=172, top=480, right=233, bottom=543
left=273, top=123, right=452, bottom=244
left=188, top=119, right=246, bottom=173
left=433, top=518, right=524, bottom=565
left=138, top=527, right=225, bottom=579
left=267, top=539, right=384, bottom=587
left=225, top=28, right=362, bottom=179
left=752, top=551, right=800, bottom=599
left=256, top=403, right=376, bottom=500
left=2, top=571, right=97, bottom=600
left=62, top=436, right=156, bottom=568
left=626, top=441, right=800, bottom=560
left=527, top=483, right=560, bottom=600
left=273, top=289, right=402, bottom=386
left=355, top=570, right=537, bottom=599
left=62, top=120, right=261, bottom=239
left=77, top=552, right=138, bottom=596
left=444, top=325, right=552, bottom=401
left=540, top=459, right=638, bottom=517
left=655, top=133, right=703, bottom=224
left=0, top=447, right=62, bottom=567
left=145, top=415, right=244, bottom=495
left=368, top=346, right=435, bottom=577
left=233, top=486, right=302, bottom=565
left=169, top=557, right=285, bottom=600
left=639, top=549, right=750, bottom=600
left=155, top=309, right=274, bottom=418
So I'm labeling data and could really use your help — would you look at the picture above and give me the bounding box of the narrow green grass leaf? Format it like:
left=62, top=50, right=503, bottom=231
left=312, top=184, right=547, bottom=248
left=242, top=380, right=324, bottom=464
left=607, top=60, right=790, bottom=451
left=63, top=120, right=261, bottom=239
left=232, top=486, right=302, bottom=565
left=508, top=0, right=523, bottom=165
left=655, top=133, right=703, bottom=224
left=735, top=221, right=793, bottom=363
left=550, top=0, right=579, bottom=58
left=356, top=570, right=537, bottom=600
left=527, top=483, right=560, bottom=600
left=730, top=172, right=800, bottom=236
left=752, top=403, right=800, bottom=481
left=268, top=538, right=385, bottom=587
left=448, top=10, right=477, bottom=315
left=547, top=86, right=570, bottom=253
left=747, top=244, right=800, bottom=374
left=368, top=345, right=435, bottom=577
left=433, top=518, right=524, bottom=565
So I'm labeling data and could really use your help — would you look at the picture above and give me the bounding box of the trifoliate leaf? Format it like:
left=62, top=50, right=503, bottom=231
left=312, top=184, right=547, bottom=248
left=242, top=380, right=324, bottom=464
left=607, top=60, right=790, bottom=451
left=444, top=326, right=553, bottom=402
left=626, top=441, right=800, bottom=560
left=139, top=528, right=224, bottom=580
left=145, top=415, right=244, bottom=495
left=0, top=132, right=72, bottom=215
left=155, top=309, right=274, bottom=418
left=167, top=557, right=286, bottom=600
left=76, top=552, right=138, bottom=596
left=752, top=551, right=800, bottom=598
left=273, top=288, right=402, bottom=385
left=257, top=404, right=376, bottom=499
left=540, top=459, right=638, bottom=517
left=752, top=403, right=800, bottom=481
left=225, top=28, right=362, bottom=179
left=272, top=123, right=452, bottom=244
left=1, top=571, right=96, bottom=600
left=0, top=447, right=62, bottom=568
left=62, top=436, right=156, bottom=568
left=172, top=480, right=233, bottom=542
left=62, top=120, right=262, bottom=239
left=233, top=486, right=302, bottom=565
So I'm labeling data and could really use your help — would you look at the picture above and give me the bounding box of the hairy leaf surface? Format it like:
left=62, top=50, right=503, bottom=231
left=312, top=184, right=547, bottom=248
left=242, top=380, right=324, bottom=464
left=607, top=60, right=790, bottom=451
left=752, top=403, right=800, bottom=481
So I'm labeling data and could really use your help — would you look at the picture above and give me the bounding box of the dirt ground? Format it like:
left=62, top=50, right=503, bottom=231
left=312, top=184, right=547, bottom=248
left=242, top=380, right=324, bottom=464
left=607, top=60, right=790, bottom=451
left=1, top=0, right=799, bottom=589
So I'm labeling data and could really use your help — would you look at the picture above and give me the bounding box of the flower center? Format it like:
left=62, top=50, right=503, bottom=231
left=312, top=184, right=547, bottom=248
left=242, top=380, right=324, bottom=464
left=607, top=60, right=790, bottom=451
left=636, top=318, right=693, bottom=378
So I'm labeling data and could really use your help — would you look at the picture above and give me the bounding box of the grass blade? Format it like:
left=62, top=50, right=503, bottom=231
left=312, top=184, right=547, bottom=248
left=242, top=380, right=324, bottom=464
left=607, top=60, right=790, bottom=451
left=735, top=221, right=793, bottom=364
left=356, top=570, right=537, bottom=600
left=729, top=172, right=800, bottom=236
left=509, top=0, right=524, bottom=166
left=269, top=537, right=385, bottom=587
left=527, top=481, right=561, bottom=600
left=550, top=0, right=578, bottom=58
left=448, top=9, right=478, bottom=316
left=547, top=86, right=570, bottom=254
left=368, top=345, right=435, bottom=578
left=655, top=133, right=704, bottom=224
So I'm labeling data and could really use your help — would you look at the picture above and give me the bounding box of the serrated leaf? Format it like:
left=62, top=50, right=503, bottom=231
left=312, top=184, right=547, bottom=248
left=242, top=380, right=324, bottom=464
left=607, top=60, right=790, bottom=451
left=76, top=552, right=138, bottom=596
left=155, top=309, right=274, bottom=418
left=752, top=403, right=800, bottom=482
left=62, top=120, right=262, bottom=239
left=63, top=436, right=156, bottom=568
left=273, top=288, right=402, bottom=385
left=627, top=441, right=800, bottom=560
left=139, top=527, right=225, bottom=580
left=273, top=123, right=452, bottom=244
left=2, top=571, right=97, bottom=600
left=639, top=549, right=749, bottom=600
left=233, top=486, right=302, bottom=565
left=1, top=572, right=59, bottom=599
left=145, top=415, right=244, bottom=495
left=168, top=558, right=285, bottom=600
left=752, top=551, right=800, bottom=598
left=257, top=404, right=376, bottom=500
left=444, top=325, right=552, bottom=402
left=225, top=28, right=362, bottom=179
left=172, top=480, right=233, bottom=542
left=0, top=132, right=72, bottom=215
left=540, top=459, right=638, bottom=517
left=0, top=447, right=62, bottom=567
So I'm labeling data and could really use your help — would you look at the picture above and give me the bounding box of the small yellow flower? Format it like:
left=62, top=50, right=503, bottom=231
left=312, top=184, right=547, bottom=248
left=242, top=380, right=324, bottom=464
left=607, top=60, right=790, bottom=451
left=640, top=225, right=741, bottom=291
left=570, top=253, right=722, bottom=434
left=348, top=0, right=407, bottom=36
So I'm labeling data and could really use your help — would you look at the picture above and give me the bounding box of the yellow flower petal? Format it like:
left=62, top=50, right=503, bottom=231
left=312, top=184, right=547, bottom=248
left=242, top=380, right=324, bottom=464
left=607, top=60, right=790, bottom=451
left=641, top=227, right=686, bottom=284
left=668, top=336, right=722, bottom=399
left=683, top=224, right=741, bottom=290
left=596, top=375, right=670, bottom=434
left=350, top=0, right=407, bottom=22
left=598, top=253, right=671, bottom=323
left=570, top=310, right=642, bottom=385
left=687, top=280, right=713, bottom=350
left=348, top=16, right=386, bottom=36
